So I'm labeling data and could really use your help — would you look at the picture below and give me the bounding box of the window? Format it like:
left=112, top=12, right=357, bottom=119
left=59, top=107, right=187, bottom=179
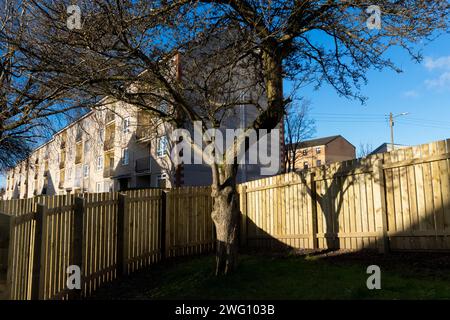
left=83, top=164, right=89, bottom=177
left=303, top=161, right=309, bottom=169
left=316, top=160, right=322, bottom=166
left=75, top=167, right=82, bottom=187
left=316, top=147, right=321, bottom=154
left=96, top=156, right=103, bottom=171
left=76, top=126, right=83, bottom=141
left=157, top=136, right=168, bottom=157
left=121, top=148, right=129, bottom=165
left=302, top=149, right=308, bottom=156
left=98, top=129, right=104, bottom=144
left=105, top=181, right=114, bottom=192
left=84, top=140, right=90, bottom=154
left=123, top=117, right=130, bottom=134
left=96, top=182, right=102, bottom=193
left=157, top=173, right=168, bottom=188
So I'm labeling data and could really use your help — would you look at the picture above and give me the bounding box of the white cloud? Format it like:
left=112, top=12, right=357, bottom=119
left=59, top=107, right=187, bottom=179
left=424, top=56, right=450, bottom=71
left=423, top=56, right=450, bottom=91
left=403, top=90, right=419, bottom=98
left=425, top=71, right=450, bottom=89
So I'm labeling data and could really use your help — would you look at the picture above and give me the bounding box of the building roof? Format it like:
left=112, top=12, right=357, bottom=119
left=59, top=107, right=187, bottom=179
left=290, top=135, right=354, bottom=149
left=370, top=142, right=408, bottom=155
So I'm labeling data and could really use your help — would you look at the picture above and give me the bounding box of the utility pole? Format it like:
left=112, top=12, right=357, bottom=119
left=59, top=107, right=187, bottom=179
left=389, top=112, right=394, bottom=151
left=388, top=112, right=409, bottom=151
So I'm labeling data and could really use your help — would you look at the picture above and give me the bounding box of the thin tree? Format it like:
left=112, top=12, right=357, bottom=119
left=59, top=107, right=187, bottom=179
left=358, top=142, right=374, bottom=158
left=9, top=0, right=449, bottom=274
left=284, top=99, right=315, bottom=172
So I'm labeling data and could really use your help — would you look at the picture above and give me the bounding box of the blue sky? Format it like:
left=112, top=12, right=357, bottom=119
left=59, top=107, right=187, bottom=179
left=289, top=33, right=450, bottom=153
left=1, top=33, right=450, bottom=190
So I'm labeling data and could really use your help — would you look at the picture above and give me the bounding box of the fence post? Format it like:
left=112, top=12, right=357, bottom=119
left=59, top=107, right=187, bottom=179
left=373, top=158, right=389, bottom=254
left=117, top=193, right=128, bottom=276
left=69, top=196, right=84, bottom=299
left=160, top=191, right=167, bottom=260
left=31, top=204, right=45, bottom=300
left=239, top=185, right=248, bottom=247
left=307, top=172, right=318, bottom=250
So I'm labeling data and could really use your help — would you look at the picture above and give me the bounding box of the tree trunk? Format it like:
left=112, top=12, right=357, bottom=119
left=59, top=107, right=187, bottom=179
left=211, top=164, right=240, bottom=276
left=209, top=44, right=285, bottom=276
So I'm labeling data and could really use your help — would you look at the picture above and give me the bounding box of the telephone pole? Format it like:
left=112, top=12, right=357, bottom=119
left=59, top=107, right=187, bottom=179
left=388, top=112, right=409, bottom=151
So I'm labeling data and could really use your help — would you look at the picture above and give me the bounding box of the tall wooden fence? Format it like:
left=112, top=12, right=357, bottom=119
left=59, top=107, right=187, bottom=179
left=239, top=139, right=450, bottom=252
left=0, top=189, right=215, bottom=300
left=1, top=138, right=449, bottom=300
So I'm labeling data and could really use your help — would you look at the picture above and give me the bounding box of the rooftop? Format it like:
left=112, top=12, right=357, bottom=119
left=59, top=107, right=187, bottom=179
left=288, top=135, right=354, bottom=149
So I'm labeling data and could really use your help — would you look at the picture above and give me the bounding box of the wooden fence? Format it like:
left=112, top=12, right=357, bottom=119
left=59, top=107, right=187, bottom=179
left=0, top=189, right=215, bottom=300
left=239, top=139, right=450, bottom=252
left=1, top=138, right=449, bottom=300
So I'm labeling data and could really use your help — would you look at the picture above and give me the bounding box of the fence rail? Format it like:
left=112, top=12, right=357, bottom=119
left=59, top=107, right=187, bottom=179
left=1, top=138, right=450, bottom=300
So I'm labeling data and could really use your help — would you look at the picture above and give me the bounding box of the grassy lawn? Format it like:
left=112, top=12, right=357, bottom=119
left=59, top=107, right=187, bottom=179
left=90, top=251, right=450, bottom=300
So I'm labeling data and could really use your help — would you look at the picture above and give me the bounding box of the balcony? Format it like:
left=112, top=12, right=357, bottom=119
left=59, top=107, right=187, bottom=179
left=103, top=167, right=114, bottom=178
left=105, top=111, right=115, bottom=124
left=135, top=157, right=151, bottom=173
left=136, top=127, right=152, bottom=142
left=103, top=137, right=115, bottom=151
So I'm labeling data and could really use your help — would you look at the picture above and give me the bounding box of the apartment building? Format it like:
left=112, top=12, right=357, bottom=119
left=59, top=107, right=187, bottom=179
left=288, top=135, right=356, bottom=171
left=4, top=98, right=285, bottom=200
left=3, top=33, right=287, bottom=200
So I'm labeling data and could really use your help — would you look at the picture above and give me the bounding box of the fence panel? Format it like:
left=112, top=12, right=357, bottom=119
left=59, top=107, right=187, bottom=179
left=314, top=156, right=380, bottom=251
left=6, top=213, right=35, bottom=299
left=165, top=187, right=215, bottom=257
left=124, top=189, right=162, bottom=274
left=384, top=140, right=450, bottom=250
left=38, top=195, right=75, bottom=300
left=82, top=192, right=118, bottom=297
left=240, top=172, right=314, bottom=249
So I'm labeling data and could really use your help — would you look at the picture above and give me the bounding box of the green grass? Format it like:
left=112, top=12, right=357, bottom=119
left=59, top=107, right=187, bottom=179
left=91, top=253, right=450, bottom=300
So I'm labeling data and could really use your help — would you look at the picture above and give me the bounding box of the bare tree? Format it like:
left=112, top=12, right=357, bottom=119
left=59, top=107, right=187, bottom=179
left=358, top=142, right=374, bottom=158
left=8, top=0, right=449, bottom=275
left=0, top=2, right=91, bottom=170
left=284, top=99, right=315, bottom=172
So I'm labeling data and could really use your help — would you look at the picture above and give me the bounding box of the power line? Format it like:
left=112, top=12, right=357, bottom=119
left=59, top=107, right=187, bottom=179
left=396, top=120, right=450, bottom=130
